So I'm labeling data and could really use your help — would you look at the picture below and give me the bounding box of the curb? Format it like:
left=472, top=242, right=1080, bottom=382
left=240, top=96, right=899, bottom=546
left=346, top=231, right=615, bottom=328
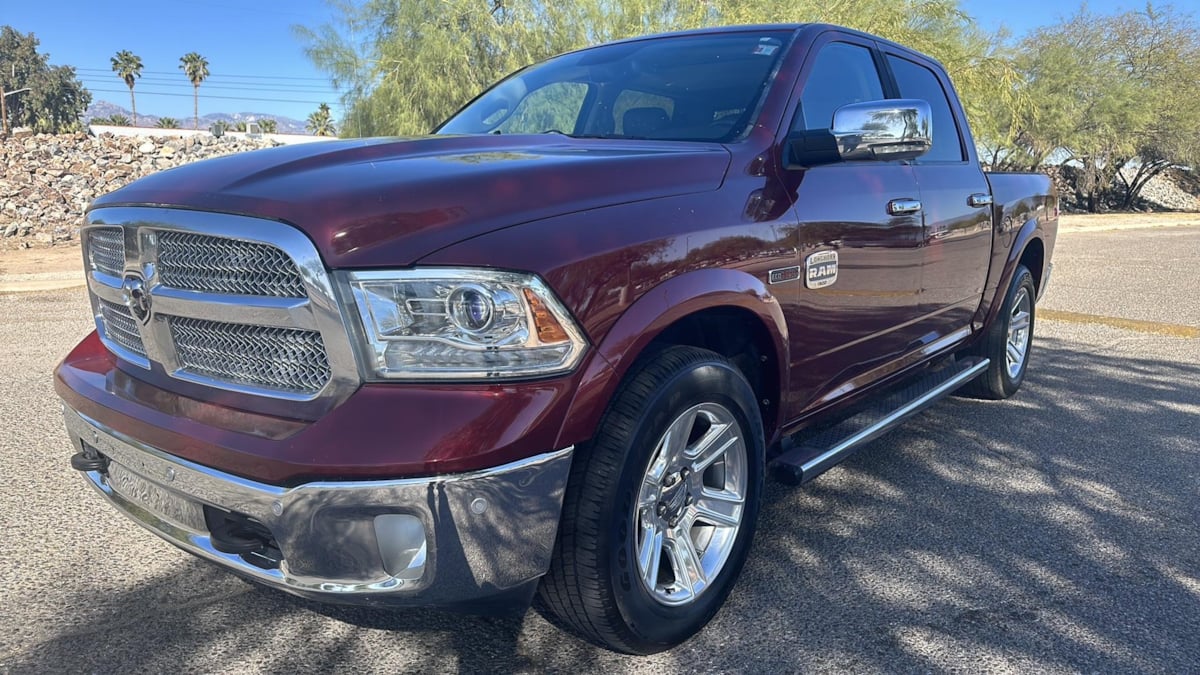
left=1058, top=216, right=1200, bottom=233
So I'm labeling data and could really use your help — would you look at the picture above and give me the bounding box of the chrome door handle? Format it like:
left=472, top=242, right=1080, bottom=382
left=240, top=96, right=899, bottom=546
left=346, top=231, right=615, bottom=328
left=887, top=198, right=922, bottom=215
left=968, top=193, right=994, bottom=207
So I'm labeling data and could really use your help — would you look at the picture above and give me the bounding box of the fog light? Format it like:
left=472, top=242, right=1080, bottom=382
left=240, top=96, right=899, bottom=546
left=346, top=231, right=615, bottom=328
left=373, top=514, right=427, bottom=581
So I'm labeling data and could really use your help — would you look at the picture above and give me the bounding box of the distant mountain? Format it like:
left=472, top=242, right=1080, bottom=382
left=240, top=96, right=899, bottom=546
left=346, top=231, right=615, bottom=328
left=85, top=100, right=132, bottom=122
left=84, top=100, right=309, bottom=135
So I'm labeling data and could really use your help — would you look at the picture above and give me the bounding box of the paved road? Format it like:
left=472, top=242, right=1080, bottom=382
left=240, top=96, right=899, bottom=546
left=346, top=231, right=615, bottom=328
left=1, top=227, right=1198, bottom=674
left=1041, top=224, right=1200, bottom=328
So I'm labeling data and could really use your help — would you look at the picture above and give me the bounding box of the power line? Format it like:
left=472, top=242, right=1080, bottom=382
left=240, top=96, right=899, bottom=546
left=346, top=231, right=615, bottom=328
left=80, top=74, right=336, bottom=87
left=80, top=78, right=336, bottom=90
left=74, top=67, right=332, bottom=82
left=86, top=87, right=334, bottom=105
left=78, top=77, right=339, bottom=94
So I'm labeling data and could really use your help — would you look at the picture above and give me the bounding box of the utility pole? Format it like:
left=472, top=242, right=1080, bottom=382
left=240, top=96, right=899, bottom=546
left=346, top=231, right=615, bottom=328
left=2, top=62, right=31, bottom=136
left=1, top=88, right=31, bottom=136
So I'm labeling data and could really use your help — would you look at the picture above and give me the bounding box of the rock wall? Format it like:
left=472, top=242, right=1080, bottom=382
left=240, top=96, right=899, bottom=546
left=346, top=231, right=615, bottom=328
left=0, top=131, right=281, bottom=247
left=1118, top=167, right=1200, bottom=212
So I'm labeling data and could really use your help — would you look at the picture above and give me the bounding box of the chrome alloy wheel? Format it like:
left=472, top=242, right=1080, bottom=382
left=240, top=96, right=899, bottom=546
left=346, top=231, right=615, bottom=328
left=634, top=402, right=748, bottom=607
left=1006, top=287, right=1032, bottom=379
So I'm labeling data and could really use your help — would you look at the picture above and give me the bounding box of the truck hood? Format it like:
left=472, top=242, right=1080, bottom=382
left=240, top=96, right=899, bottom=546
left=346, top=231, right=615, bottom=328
left=91, top=135, right=732, bottom=267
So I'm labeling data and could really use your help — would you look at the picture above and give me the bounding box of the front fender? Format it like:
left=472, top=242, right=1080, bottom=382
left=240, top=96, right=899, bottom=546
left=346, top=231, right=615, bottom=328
left=555, top=268, right=789, bottom=449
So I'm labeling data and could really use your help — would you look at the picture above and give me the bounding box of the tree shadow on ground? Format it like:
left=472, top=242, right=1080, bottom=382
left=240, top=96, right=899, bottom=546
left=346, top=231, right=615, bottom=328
left=9, top=336, right=1200, bottom=673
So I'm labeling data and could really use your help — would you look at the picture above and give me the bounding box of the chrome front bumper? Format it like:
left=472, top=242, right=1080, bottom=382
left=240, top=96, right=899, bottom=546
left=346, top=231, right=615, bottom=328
left=63, top=406, right=572, bottom=606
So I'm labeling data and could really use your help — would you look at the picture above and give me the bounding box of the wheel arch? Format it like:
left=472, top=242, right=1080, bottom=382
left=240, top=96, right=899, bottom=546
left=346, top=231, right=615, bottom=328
left=1019, top=237, right=1046, bottom=295
left=556, top=268, right=789, bottom=450
left=976, top=217, right=1045, bottom=333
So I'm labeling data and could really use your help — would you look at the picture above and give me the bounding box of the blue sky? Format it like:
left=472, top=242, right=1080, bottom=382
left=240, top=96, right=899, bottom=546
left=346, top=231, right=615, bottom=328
left=960, top=0, right=1145, bottom=36
left=2, top=0, right=1168, bottom=123
left=4, top=0, right=342, bottom=122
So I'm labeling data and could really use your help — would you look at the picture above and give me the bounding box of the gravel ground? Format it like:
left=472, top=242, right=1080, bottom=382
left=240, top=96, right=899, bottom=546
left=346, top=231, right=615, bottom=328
left=1, top=227, right=1198, bottom=674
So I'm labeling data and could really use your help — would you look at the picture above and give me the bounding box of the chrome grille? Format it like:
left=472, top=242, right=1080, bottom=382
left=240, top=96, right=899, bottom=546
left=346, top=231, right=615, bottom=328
left=97, top=298, right=147, bottom=358
left=168, top=317, right=330, bottom=394
left=82, top=208, right=358, bottom=412
left=157, top=231, right=308, bottom=298
left=88, top=228, right=125, bottom=277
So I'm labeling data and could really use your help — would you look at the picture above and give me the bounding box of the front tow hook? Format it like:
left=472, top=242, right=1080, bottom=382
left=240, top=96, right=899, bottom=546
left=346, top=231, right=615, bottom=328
left=70, top=450, right=109, bottom=473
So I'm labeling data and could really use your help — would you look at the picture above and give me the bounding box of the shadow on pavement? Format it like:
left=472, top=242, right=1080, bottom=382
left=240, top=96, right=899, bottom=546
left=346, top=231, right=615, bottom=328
left=9, top=336, right=1200, bottom=672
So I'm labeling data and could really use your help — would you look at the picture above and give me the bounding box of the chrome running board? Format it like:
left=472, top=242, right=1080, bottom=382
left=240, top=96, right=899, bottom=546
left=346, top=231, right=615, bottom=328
left=770, top=357, right=990, bottom=485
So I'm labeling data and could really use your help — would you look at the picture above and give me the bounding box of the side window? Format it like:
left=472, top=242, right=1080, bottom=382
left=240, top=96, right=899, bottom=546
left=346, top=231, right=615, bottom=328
left=795, top=42, right=885, bottom=132
left=887, top=55, right=964, bottom=162
left=496, top=82, right=589, bottom=134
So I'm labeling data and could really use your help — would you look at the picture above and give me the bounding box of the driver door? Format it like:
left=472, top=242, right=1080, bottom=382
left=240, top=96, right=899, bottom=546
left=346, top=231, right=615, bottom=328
left=776, top=37, right=928, bottom=415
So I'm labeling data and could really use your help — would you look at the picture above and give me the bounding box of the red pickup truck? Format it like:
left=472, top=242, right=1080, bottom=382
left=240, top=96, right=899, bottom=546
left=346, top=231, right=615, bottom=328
left=57, top=24, right=1056, bottom=653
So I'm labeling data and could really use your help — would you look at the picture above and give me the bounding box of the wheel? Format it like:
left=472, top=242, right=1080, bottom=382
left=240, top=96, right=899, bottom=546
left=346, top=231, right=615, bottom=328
left=960, top=264, right=1036, bottom=399
left=536, top=345, right=765, bottom=654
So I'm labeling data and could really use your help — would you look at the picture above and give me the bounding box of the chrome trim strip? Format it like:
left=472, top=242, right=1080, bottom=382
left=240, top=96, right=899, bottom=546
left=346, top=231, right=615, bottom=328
left=919, top=326, right=972, bottom=358
left=800, top=358, right=990, bottom=480
left=64, top=406, right=573, bottom=601
left=151, top=289, right=316, bottom=330
left=88, top=277, right=125, bottom=304
left=83, top=208, right=361, bottom=416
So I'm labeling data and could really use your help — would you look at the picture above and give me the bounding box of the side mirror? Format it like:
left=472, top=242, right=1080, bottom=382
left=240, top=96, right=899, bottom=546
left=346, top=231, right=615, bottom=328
left=787, top=99, right=932, bottom=168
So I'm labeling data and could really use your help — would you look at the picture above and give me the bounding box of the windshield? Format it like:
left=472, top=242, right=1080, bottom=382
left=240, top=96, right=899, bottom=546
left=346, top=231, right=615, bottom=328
left=437, top=31, right=793, bottom=143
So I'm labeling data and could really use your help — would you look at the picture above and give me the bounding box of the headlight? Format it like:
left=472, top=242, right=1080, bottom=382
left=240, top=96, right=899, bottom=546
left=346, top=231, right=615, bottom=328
left=345, top=268, right=587, bottom=380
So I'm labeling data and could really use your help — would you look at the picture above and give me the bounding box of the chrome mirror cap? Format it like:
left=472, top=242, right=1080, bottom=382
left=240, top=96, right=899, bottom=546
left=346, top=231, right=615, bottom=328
left=832, top=98, right=933, bottom=162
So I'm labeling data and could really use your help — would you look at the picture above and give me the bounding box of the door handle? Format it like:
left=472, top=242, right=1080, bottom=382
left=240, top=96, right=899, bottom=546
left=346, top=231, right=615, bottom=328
left=887, top=198, right=922, bottom=215
left=968, top=193, right=994, bottom=207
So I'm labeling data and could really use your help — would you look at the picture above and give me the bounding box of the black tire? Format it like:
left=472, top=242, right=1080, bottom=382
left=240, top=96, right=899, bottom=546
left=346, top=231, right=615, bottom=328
left=960, top=264, right=1036, bottom=399
left=536, top=345, right=765, bottom=654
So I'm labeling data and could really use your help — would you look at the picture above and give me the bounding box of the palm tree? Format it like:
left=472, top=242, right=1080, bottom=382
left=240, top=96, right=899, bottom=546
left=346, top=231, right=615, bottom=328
left=306, top=103, right=336, bottom=137
left=257, top=118, right=278, bottom=134
left=156, top=117, right=180, bottom=129
left=179, top=52, right=209, bottom=130
left=110, top=50, right=143, bottom=127
left=95, top=114, right=131, bottom=126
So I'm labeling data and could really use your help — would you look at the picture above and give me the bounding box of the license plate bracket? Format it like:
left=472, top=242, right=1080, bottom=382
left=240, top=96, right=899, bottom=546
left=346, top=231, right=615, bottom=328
left=107, top=461, right=208, bottom=533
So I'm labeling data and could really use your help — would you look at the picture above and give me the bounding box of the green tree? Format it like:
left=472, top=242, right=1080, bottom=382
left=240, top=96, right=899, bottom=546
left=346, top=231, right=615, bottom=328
left=93, top=114, right=131, bottom=126
left=257, top=117, right=278, bottom=133
left=296, top=0, right=1026, bottom=140
left=156, top=117, right=180, bottom=128
left=306, top=102, right=336, bottom=136
left=110, top=50, right=143, bottom=127
left=179, top=52, right=209, bottom=130
left=233, top=120, right=248, bottom=132
left=1019, top=10, right=1149, bottom=210
left=0, top=26, right=91, bottom=134
left=1108, top=5, right=1200, bottom=208
left=997, top=5, right=1200, bottom=212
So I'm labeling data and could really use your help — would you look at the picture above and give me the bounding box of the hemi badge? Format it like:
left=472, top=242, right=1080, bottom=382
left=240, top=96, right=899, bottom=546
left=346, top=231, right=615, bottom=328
left=768, top=266, right=801, bottom=285
left=805, top=250, right=838, bottom=289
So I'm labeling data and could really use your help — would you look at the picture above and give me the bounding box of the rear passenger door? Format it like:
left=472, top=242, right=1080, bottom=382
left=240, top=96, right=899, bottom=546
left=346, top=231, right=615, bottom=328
left=778, top=36, right=928, bottom=415
left=883, top=51, right=993, bottom=341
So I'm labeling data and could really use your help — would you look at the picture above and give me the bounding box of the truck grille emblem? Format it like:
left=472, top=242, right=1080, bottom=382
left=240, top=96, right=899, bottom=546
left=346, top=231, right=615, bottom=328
left=121, top=275, right=151, bottom=324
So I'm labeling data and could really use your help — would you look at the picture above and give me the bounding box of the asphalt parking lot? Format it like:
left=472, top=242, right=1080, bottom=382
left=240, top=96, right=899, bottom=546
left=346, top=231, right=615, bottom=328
left=1, top=225, right=1197, bottom=674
